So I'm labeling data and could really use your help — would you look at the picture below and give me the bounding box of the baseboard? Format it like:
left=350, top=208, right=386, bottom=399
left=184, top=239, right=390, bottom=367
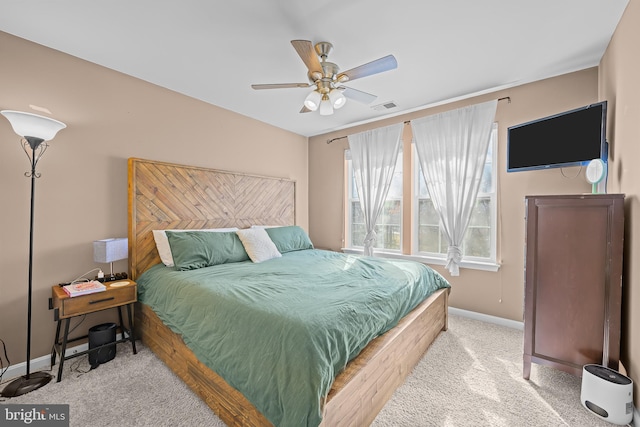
left=1, top=333, right=124, bottom=383
left=449, top=306, right=524, bottom=330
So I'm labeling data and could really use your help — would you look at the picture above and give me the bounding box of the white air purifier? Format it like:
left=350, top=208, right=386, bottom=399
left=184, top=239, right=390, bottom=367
left=581, top=364, right=633, bottom=425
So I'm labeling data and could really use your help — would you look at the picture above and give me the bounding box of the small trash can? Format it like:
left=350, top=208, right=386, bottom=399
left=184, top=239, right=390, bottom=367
left=88, top=322, right=117, bottom=368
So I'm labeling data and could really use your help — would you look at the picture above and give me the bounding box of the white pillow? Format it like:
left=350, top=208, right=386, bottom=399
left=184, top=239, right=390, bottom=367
left=153, top=228, right=238, bottom=267
left=236, top=228, right=281, bottom=263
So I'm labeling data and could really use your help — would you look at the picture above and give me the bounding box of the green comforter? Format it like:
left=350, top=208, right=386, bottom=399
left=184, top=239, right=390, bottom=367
left=137, top=249, right=450, bottom=426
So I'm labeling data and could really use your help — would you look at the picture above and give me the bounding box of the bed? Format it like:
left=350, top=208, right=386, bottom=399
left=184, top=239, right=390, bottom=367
left=128, top=157, right=451, bottom=426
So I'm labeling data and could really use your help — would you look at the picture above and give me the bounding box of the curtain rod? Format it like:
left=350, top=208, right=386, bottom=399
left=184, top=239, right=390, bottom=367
left=325, top=96, right=511, bottom=144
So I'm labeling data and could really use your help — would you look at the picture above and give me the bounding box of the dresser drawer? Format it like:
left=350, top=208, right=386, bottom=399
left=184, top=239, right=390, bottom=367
left=57, top=285, right=136, bottom=318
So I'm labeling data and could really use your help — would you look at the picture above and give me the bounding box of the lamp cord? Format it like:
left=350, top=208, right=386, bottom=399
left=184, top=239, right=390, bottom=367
left=560, top=165, right=582, bottom=179
left=0, top=338, right=9, bottom=384
left=69, top=267, right=103, bottom=285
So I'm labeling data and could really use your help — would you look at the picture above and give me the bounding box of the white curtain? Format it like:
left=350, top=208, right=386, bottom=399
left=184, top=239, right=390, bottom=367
left=348, top=123, right=403, bottom=256
left=411, top=99, right=497, bottom=276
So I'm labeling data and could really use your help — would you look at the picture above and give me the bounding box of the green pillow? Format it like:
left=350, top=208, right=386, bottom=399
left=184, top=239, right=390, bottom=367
left=166, top=230, right=249, bottom=271
left=265, top=226, right=314, bottom=253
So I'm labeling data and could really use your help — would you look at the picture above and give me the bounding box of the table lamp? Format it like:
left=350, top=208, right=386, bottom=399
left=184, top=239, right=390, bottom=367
left=93, top=238, right=128, bottom=281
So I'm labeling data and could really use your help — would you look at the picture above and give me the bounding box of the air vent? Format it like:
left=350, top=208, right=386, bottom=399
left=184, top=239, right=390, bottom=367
left=372, top=101, right=398, bottom=111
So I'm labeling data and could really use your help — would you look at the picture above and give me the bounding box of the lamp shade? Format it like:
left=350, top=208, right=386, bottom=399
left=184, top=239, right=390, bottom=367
left=304, top=90, right=322, bottom=111
left=1, top=110, right=66, bottom=141
left=329, top=89, right=346, bottom=109
left=93, top=238, right=128, bottom=263
left=319, top=96, right=334, bottom=116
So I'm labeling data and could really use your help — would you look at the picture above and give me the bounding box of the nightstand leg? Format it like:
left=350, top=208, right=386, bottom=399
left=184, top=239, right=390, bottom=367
left=56, top=318, right=71, bottom=382
left=126, top=303, right=137, bottom=354
left=51, top=319, right=62, bottom=367
left=117, top=306, right=125, bottom=337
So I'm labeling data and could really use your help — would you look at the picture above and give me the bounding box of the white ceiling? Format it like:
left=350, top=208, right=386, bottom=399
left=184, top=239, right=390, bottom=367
left=0, top=0, right=629, bottom=137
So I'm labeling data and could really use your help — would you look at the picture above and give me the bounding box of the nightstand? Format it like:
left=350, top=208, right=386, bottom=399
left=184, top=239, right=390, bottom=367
left=50, top=280, right=137, bottom=382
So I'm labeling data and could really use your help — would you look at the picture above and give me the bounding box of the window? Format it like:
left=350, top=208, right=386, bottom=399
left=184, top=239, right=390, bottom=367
left=347, top=151, right=403, bottom=251
left=414, top=123, right=497, bottom=263
left=344, top=123, right=498, bottom=270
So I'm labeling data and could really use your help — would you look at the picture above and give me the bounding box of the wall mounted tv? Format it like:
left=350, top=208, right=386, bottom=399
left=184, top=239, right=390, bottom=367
left=507, top=101, right=607, bottom=172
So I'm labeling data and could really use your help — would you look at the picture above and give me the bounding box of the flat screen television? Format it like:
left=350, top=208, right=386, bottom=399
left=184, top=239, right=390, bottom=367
left=507, top=101, right=607, bottom=172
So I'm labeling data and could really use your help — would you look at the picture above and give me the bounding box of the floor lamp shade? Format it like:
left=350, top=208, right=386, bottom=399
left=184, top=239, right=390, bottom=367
left=1, top=110, right=66, bottom=141
left=1, top=110, right=66, bottom=398
left=94, top=238, right=128, bottom=277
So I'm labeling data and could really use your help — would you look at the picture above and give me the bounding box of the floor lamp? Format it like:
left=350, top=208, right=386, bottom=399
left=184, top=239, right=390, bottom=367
left=1, top=110, right=66, bottom=397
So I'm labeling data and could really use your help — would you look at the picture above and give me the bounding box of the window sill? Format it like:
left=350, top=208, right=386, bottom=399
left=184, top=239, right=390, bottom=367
left=341, top=248, right=501, bottom=272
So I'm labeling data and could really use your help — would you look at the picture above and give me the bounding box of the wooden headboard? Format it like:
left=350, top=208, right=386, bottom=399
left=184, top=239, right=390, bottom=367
left=128, top=158, right=296, bottom=280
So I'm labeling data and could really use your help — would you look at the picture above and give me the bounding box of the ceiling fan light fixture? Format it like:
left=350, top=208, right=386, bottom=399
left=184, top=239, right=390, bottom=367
left=319, top=95, right=333, bottom=116
left=329, top=89, right=346, bottom=109
left=253, top=40, right=396, bottom=117
left=304, top=90, right=322, bottom=111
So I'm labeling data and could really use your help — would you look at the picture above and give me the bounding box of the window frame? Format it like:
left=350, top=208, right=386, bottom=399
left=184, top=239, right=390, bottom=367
left=345, top=149, right=403, bottom=253
left=343, top=123, right=500, bottom=273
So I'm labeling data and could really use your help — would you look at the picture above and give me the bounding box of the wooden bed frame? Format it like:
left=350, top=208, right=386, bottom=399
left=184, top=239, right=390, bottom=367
left=128, top=157, right=449, bottom=426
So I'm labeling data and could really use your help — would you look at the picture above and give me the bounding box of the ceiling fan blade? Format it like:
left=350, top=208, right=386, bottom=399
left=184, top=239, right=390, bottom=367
left=251, top=83, right=311, bottom=90
left=338, top=55, right=397, bottom=82
left=340, top=86, right=378, bottom=104
left=291, top=40, right=322, bottom=74
left=300, top=105, right=312, bottom=113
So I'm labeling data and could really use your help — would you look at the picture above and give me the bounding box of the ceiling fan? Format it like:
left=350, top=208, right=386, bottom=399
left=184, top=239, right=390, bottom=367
left=251, top=40, right=397, bottom=116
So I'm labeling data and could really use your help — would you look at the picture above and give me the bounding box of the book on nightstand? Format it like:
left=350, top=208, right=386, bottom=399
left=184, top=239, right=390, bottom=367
left=63, top=280, right=107, bottom=297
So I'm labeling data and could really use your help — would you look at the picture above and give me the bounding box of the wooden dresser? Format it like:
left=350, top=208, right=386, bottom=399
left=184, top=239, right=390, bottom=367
left=523, top=194, right=624, bottom=379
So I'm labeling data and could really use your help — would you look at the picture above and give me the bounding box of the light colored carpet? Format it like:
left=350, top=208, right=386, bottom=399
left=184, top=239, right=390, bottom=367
left=1, top=314, right=613, bottom=426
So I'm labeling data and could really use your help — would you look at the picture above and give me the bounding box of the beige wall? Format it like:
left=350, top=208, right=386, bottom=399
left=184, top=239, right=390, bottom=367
left=0, top=31, right=308, bottom=366
left=310, top=68, right=598, bottom=322
left=600, top=0, right=640, bottom=406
